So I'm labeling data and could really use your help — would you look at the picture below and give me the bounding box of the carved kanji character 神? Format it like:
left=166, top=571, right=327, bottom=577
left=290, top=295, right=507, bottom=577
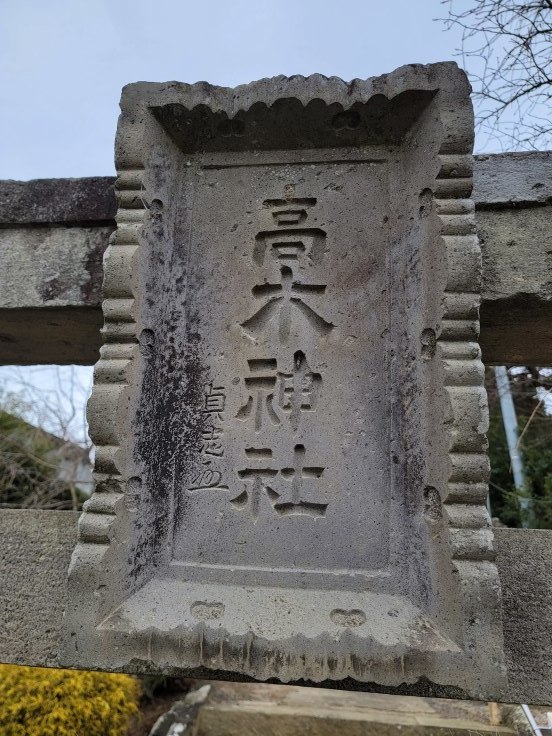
left=236, top=353, right=321, bottom=432
left=235, top=359, right=280, bottom=431
left=278, top=351, right=321, bottom=432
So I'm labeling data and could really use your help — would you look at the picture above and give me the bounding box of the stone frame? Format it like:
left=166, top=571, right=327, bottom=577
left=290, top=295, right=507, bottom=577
left=62, top=64, right=507, bottom=699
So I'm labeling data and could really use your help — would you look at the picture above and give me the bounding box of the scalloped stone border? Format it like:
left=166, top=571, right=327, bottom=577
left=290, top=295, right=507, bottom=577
left=62, top=64, right=507, bottom=699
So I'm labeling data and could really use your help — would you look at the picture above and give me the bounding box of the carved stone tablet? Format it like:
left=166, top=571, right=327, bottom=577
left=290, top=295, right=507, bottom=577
left=63, top=64, right=507, bottom=698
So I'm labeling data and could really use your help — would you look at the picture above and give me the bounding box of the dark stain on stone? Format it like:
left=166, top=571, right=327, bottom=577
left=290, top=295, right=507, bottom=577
left=39, top=277, right=64, bottom=301
left=423, top=486, right=442, bottom=521
left=0, top=177, right=117, bottom=226
left=81, top=230, right=110, bottom=305
left=174, top=326, right=209, bottom=531
left=129, top=173, right=210, bottom=582
left=139, top=329, right=156, bottom=358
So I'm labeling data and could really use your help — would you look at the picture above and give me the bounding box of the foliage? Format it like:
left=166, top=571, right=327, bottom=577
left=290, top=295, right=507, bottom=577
left=487, top=367, right=552, bottom=528
left=443, top=0, right=552, bottom=150
left=0, top=665, right=140, bottom=736
left=0, top=410, right=87, bottom=510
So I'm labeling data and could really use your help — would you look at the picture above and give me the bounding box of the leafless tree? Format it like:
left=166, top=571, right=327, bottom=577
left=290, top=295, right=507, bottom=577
left=0, top=366, right=93, bottom=510
left=442, top=0, right=552, bottom=150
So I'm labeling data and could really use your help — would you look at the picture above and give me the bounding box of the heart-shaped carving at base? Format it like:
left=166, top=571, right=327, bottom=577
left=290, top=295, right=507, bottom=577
left=330, top=609, right=367, bottom=628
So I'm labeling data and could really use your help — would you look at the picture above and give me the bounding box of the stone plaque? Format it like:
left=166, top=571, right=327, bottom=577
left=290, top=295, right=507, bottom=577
left=63, top=65, right=507, bottom=698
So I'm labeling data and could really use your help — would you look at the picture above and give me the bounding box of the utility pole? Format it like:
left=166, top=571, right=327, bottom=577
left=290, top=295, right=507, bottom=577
left=494, top=366, right=532, bottom=527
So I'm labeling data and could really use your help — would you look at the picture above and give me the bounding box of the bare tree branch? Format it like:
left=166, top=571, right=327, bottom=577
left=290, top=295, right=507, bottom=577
left=0, top=368, right=93, bottom=510
left=441, top=0, right=552, bottom=150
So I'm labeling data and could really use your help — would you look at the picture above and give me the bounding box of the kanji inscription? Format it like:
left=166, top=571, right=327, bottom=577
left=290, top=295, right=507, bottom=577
left=188, top=195, right=331, bottom=523
left=235, top=353, right=321, bottom=433
left=65, top=69, right=506, bottom=697
left=171, top=157, right=392, bottom=572
left=187, top=383, right=227, bottom=493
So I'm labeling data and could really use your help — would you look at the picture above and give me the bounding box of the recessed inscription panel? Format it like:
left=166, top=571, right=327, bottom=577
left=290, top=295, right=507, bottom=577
left=168, top=155, right=391, bottom=577
left=65, top=71, right=506, bottom=695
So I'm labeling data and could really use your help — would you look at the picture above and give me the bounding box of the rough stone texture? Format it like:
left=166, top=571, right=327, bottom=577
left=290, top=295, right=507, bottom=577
left=478, top=206, right=552, bottom=364
left=1, top=155, right=550, bottom=366
left=60, top=65, right=507, bottom=699
left=3, top=153, right=548, bottom=225
left=0, top=225, right=110, bottom=364
left=0, top=509, right=78, bottom=667
left=473, top=151, right=552, bottom=208
left=0, top=177, right=114, bottom=365
left=476, top=151, right=552, bottom=365
left=494, top=527, right=552, bottom=706
left=0, top=226, right=109, bottom=309
left=189, top=681, right=515, bottom=736
left=0, top=176, right=116, bottom=225
left=0, top=513, right=549, bottom=703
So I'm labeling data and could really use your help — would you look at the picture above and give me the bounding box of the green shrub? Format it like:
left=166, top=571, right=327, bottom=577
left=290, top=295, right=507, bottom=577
left=0, top=664, right=141, bottom=736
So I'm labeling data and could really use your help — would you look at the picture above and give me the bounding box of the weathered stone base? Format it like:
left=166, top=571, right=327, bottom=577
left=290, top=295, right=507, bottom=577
left=0, top=510, right=550, bottom=704
left=91, top=578, right=462, bottom=686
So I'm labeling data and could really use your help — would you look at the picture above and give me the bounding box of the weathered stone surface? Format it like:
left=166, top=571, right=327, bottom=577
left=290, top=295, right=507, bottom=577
left=473, top=151, right=552, bottom=208
left=0, top=226, right=109, bottom=309
left=0, top=512, right=549, bottom=703
left=1, top=154, right=550, bottom=366
left=476, top=152, right=552, bottom=365
left=2, top=154, right=548, bottom=227
left=0, top=153, right=546, bottom=227
left=0, top=176, right=116, bottom=225
left=61, top=65, right=506, bottom=698
left=0, top=225, right=110, bottom=364
left=478, top=206, right=552, bottom=364
left=189, top=681, right=515, bottom=736
left=495, top=527, right=552, bottom=706
left=0, top=509, right=78, bottom=667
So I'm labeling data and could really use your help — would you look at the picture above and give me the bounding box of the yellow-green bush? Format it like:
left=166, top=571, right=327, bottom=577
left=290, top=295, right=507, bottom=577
left=0, top=664, right=141, bottom=736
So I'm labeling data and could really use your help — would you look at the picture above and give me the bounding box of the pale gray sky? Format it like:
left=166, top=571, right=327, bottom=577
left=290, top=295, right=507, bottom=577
left=0, top=0, right=480, bottom=443
left=1, top=0, right=471, bottom=180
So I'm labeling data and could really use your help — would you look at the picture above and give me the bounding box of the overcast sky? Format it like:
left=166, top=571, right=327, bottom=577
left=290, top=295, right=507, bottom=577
left=0, top=0, right=474, bottom=181
left=0, top=0, right=480, bottom=442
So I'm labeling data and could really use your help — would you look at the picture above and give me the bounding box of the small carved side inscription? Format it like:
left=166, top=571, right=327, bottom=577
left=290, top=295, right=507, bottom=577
left=188, top=382, right=228, bottom=493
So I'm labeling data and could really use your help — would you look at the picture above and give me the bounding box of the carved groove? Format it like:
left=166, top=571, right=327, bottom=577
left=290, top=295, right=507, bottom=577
left=434, top=198, right=474, bottom=215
